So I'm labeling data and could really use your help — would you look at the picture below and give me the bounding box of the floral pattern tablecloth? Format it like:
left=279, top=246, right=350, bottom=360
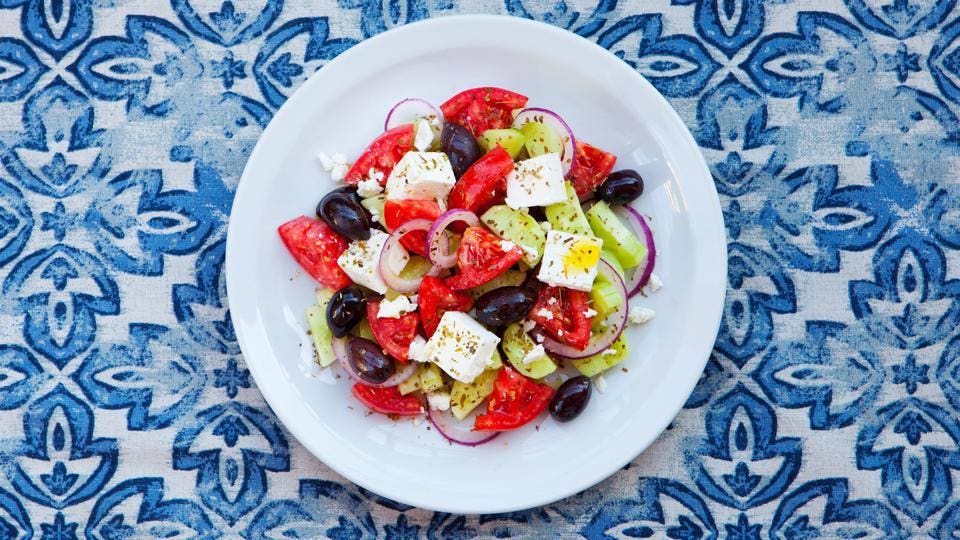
left=0, top=0, right=957, bottom=538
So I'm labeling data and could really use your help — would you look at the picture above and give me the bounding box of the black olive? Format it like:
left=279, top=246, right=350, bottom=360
left=441, top=122, right=482, bottom=178
left=549, top=376, right=591, bottom=422
left=597, top=170, right=644, bottom=206
left=326, top=285, right=366, bottom=338
left=474, top=286, right=536, bottom=327
left=317, top=190, right=371, bottom=241
left=347, top=337, right=395, bottom=384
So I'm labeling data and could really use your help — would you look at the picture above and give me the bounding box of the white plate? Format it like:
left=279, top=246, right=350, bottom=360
left=227, top=14, right=726, bottom=514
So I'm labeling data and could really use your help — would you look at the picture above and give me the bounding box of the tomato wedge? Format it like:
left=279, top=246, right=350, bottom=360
left=444, top=226, right=524, bottom=291
left=352, top=384, right=423, bottom=416
left=418, top=276, right=474, bottom=337
left=569, top=141, right=618, bottom=199
left=344, top=124, right=415, bottom=184
left=277, top=216, right=351, bottom=290
left=529, top=286, right=592, bottom=350
left=383, top=199, right=442, bottom=256
left=448, top=146, right=514, bottom=216
left=366, top=302, right=419, bottom=362
left=440, top=87, right=529, bottom=137
left=474, top=366, right=554, bottom=431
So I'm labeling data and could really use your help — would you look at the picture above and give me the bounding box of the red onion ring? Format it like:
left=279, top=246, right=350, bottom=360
left=335, top=336, right=419, bottom=387
left=539, top=260, right=627, bottom=359
left=613, top=206, right=657, bottom=297
left=384, top=98, right=443, bottom=131
left=512, top=107, right=577, bottom=176
left=427, top=209, right=479, bottom=268
left=379, top=219, right=432, bottom=293
left=428, top=407, right=500, bottom=446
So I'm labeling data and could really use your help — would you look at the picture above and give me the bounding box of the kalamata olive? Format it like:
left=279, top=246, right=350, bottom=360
left=326, top=285, right=366, bottom=338
left=474, top=286, right=536, bottom=327
left=549, top=376, right=591, bottom=422
left=441, top=122, right=482, bottom=178
left=347, top=337, right=395, bottom=384
left=317, top=190, right=371, bottom=241
left=597, top=170, right=644, bottom=206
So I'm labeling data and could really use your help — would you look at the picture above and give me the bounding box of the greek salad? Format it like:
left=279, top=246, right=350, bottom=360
left=278, top=87, right=660, bottom=446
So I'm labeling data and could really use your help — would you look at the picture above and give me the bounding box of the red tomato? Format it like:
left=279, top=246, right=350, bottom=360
left=352, top=384, right=423, bottom=416
left=569, top=141, right=618, bottom=199
left=474, top=366, right=555, bottom=431
left=440, top=87, right=529, bottom=137
left=383, top=199, right=442, bottom=256
left=444, top=227, right=524, bottom=291
left=344, top=124, right=415, bottom=184
left=448, top=146, right=514, bottom=216
left=277, top=216, right=351, bottom=290
left=366, top=302, right=419, bottom=362
left=529, top=286, right=592, bottom=350
left=418, top=276, right=474, bottom=337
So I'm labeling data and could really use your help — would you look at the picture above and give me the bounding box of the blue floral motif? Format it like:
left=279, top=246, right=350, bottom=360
left=0, top=486, right=31, bottom=540
left=172, top=240, right=239, bottom=355
left=0, top=178, right=34, bottom=269
left=770, top=479, right=905, bottom=539
left=172, top=0, right=282, bottom=46
left=39, top=512, right=77, bottom=540
left=686, top=355, right=731, bottom=409
left=882, top=43, right=921, bottom=82
left=937, top=335, right=960, bottom=413
left=504, top=0, right=617, bottom=36
left=213, top=358, right=250, bottom=398
left=891, top=354, right=929, bottom=395
left=0, top=345, right=48, bottom=410
left=338, top=0, right=453, bottom=38
left=0, top=37, right=48, bottom=101
left=691, top=0, right=764, bottom=58
left=210, top=50, right=247, bottom=89
left=85, top=478, right=219, bottom=539
left=244, top=479, right=378, bottom=539
left=845, top=0, right=954, bottom=39
left=724, top=513, right=760, bottom=540
left=581, top=477, right=717, bottom=539
left=19, top=0, right=93, bottom=60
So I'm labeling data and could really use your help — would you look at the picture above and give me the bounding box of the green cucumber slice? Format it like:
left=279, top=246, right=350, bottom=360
left=361, top=194, right=386, bottom=227
left=501, top=322, right=557, bottom=379
left=519, top=121, right=562, bottom=158
left=546, top=182, right=592, bottom=236
left=450, top=368, right=499, bottom=420
left=480, top=205, right=546, bottom=266
left=585, top=201, right=647, bottom=269
left=479, top=128, right=525, bottom=159
left=572, top=334, right=627, bottom=377
left=307, top=289, right=336, bottom=367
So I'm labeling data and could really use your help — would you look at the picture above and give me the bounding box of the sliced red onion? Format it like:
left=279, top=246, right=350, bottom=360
left=428, top=407, right=500, bottom=446
left=613, top=206, right=657, bottom=297
left=336, top=336, right=419, bottom=387
left=427, top=209, right=479, bottom=268
left=539, top=260, right=627, bottom=359
left=385, top=98, right=443, bottom=131
left=512, top=107, right=577, bottom=176
left=379, top=219, right=431, bottom=293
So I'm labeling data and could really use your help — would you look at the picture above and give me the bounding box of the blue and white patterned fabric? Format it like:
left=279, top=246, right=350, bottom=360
left=0, top=0, right=958, bottom=537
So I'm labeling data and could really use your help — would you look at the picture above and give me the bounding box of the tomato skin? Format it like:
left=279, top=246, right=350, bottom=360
left=277, top=216, right=351, bottom=290
left=418, top=276, right=474, bottom=337
left=344, top=124, right=415, bottom=184
left=529, top=286, right=592, bottom=350
left=352, top=384, right=423, bottom=416
left=474, top=366, right=555, bottom=431
left=366, top=302, right=419, bottom=362
left=448, top=146, right=514, bottom=216
left=444, top=226, right=524, bottom=291
left=440, top=87, right=529, bottom=137
left=569, top=141, right=618, bottom=199
left=383, top=199, right=442, bottom=256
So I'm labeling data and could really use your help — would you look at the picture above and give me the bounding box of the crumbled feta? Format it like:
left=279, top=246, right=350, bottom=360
left=337, top=230, right=408, bottom=294
left=557, top=329, right=564, bottom=337
left=522, top=246, right=539, bottom=260
left=535, top=333, right=544, bottom=343
left=547, top=297, right=557, bottom=306
left=427, top=391, right=451, bottom=411
left=414, top=118, right=434, bottom=151
left=356, top=176, right=384, bottom=198
left=628, top=306, right=656, bottom=325
left=500, top=240, right=517, bottom=252
left=540, top=221, right=552, bottom=232
left=601, top=348, right=617, bottom=356
left=408, top=335, right=428, bottom=363
left=522, top=344, right=547, bottom=365
left=423, top=312, right=500, bottom=383
left=535, top=308, right=554, bottom=320
left=385, top=151, right=456, bottom=201
left=505, top=153, right=567, bottom=209
left=594, top=374, right=607, bottom=393
left=377, top=295, right=418, bottom=318
left=583, top=308, right=598, bottom=318
left=537, top=230, right=603, bottom=292
left=318, top=152, right=349, bottom=181
left=648, top=273, right=663, bottom=292
left=522, top=319, right=536, bottom=332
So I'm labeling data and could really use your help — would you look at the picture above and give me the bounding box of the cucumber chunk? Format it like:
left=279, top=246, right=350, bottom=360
left=399, top=363, right=445, bottom=395
left=450, top=368, right=499, bottom=420
left=361, top=194, right=386, bottom=227
left=481, top=205, right=546, bottom=266
left=572, top=334, right=627, bottom=377
left=519, top=121, right=563, bottom=158
left=501, top=322, right=557, bottom=379
left=306, top=288, right=336, bottom=367
left=479, top=128, right=525, bottom=159
left=350, top=318, right=375, bottom=341
left=546, top=182, right=592, bottom=236
left=585, top=200, right=647, bottom=269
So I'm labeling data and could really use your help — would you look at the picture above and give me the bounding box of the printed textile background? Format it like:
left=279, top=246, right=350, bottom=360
left=0, top=0, right=958, bottom=538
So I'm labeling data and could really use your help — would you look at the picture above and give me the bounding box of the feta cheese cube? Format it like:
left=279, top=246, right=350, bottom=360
left=423, top=311, right=500, bottom=383
left=377, top=295, right=417, bottom=318
left=408, top=335, right=428, bottom=363
left=522, top=344, right=547, bottom=365
left=427, top=391, right=451, bottom=411
left=385, top=151, right=456, bottom=201
left=337, top=230, right=408, bottom=294
left=414, top=119, right=434, bottom=151
left=537, top=230, right=603, bottom=292
left=356, top=176, right=384, bottom=197
left=318, top=152, right=349, bottom=181
left=505, top=153, right=567, bottom=209
left=628, top=306, right=656, bottom=325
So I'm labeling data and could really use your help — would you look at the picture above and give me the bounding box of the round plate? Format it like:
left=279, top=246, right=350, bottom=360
left=227, top=14, right=726, bottom=514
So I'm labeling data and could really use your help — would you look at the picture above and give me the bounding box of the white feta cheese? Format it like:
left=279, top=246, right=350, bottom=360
left=628, top=306, right=656, bottom=325
left=601, top=348, right=617, bottom=356
left=537, top=230, right=603, bottom=292
left=427, top=391, right=451, bottom=411
left=500, top=240, right=517, bottom=252
left=535, top=333, right=544, bottom=343
left=522, top=344, right=547, bottom=365
left=504, top=153, right=567, bottom=209
left=540, top=221, right=552, bottom=232
left=535, top=308, right=554, bottom=321
left=594, top=374, right=607, bottom=393
left=318, top=152, right=349, bottom=181
left=377, top=295, right=418, bottom=318
left=648, top=273, right=663, bottom=292
left=356, top=176, right=384, bottom=197
left=547, top=297, right=557, bottom=305
left=408, top=335, right=428, bottom=363
left=522, top=319, right=536, bottom=333
left=337, top=230, right=408, bottom=295
left=423, top=311, right=500, bottom=383
left=385, top=151, right=456, bottom=201
left=583, top=308, right=598, bottom=318
left=413, top=118, right=434, bottom=151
